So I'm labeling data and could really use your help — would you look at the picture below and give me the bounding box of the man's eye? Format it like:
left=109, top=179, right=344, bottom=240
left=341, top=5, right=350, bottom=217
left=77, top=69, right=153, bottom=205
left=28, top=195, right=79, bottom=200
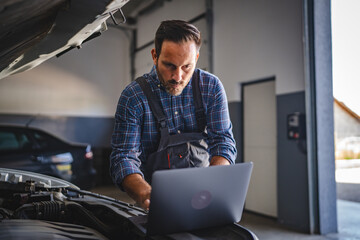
left=166, top=64, right=175, bottom=69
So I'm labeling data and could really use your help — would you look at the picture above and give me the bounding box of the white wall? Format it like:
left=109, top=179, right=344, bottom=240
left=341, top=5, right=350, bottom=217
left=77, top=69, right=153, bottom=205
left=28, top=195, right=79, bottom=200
left=213, top=0, right=305, bottom=102
left=136, top=0, right=206, bottom=47
left=0, top=27, right=130, bottom=117
left=334, top=103, right=360, bottom=139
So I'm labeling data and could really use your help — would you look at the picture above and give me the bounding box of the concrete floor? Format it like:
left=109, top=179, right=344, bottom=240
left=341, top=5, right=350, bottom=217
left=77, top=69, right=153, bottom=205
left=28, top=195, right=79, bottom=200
left=240, top=200, right=360, bottom=240
left=91, top=185, right=360, bottom=240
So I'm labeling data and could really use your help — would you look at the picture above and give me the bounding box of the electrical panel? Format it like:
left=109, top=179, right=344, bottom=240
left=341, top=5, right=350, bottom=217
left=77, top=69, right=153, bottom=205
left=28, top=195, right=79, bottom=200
left=287, top=112, right=306, bottom=140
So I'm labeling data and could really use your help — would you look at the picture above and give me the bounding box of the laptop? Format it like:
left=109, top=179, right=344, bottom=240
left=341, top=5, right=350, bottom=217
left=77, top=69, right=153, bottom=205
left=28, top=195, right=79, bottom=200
left=130, top=162, right=253, bottom=236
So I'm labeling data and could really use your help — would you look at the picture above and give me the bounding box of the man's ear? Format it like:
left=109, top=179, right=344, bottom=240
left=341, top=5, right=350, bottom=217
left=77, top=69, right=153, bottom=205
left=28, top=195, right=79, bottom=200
left=151, top=48, right=157, bottom=65
left=195, top=52, right=200, bottom=63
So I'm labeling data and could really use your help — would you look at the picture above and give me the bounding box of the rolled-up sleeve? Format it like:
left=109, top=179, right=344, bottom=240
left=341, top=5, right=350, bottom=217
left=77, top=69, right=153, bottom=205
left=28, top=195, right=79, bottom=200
left=110, top=85, right=144, bottom=189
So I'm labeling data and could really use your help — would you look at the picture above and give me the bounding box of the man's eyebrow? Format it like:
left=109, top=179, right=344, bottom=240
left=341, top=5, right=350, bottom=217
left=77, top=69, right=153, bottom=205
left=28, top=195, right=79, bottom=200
left=161, top=60, right=192, bottom=67
left=161, top=60, right=176, bottom=66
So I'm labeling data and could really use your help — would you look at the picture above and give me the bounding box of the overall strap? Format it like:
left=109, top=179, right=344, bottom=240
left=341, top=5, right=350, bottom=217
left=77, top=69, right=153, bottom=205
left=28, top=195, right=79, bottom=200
left=191, top=70, right=206, bottom=132
left=136, top=71, right=206, bottom=133
left=136, top=77, right=168, bottom=130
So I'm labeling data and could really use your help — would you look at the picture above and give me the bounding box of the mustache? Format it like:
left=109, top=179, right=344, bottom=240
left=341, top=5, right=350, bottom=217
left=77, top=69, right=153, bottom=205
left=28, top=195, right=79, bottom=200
left=168, top=79, right=182, bottom=85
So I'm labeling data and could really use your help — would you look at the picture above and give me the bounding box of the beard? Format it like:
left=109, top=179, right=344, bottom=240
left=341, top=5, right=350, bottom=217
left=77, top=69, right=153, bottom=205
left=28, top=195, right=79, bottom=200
left=156, top=64, right=187, bottom=96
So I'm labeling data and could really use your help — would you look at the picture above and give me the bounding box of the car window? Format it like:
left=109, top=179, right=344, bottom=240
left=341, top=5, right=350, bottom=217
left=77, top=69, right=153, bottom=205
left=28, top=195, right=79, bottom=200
left=0, top=130, right=32, bottom=152
left=32, top=131, right=63, bottom=150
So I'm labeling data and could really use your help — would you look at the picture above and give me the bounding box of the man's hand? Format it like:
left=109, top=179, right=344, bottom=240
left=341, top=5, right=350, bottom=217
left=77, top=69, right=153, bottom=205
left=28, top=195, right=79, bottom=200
left=210, top=156, right=231, bottom=166
left=122, top=173, right=151, bottom=210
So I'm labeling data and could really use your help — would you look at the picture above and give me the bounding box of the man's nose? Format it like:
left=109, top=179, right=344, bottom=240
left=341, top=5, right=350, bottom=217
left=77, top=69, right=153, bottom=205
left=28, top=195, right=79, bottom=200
left=172, top=68, right=182, bottom=82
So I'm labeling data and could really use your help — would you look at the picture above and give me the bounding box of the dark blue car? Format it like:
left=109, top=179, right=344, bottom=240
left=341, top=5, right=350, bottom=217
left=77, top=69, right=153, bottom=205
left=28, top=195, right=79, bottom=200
left=0, top=125, right=96, bottom=189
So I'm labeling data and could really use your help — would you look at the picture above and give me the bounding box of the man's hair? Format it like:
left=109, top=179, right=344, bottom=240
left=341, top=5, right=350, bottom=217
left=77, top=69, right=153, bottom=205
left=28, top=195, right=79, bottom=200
left=154, top=20, right=201, bottom=56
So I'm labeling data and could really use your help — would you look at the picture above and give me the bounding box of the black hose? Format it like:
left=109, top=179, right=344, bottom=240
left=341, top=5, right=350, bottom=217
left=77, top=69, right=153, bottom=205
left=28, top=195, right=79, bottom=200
left=12, top=200, right=112, bottom=237
left=65, top=201, right=112, bottom=236
left=13, top=201, right=65, bottom=220
left=12, top=200, right=116, bottom=238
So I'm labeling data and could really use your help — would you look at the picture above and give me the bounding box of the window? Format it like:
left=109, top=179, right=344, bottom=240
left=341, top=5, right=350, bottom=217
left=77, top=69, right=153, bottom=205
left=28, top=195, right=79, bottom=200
left=0, top=130, right=31, bottom=152
left=32, top=131, right=62, bottom=149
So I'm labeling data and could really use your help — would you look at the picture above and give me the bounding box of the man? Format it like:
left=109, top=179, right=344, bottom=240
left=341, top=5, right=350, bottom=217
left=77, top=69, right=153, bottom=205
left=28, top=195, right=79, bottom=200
left=110, top=20, right=236, bottom=210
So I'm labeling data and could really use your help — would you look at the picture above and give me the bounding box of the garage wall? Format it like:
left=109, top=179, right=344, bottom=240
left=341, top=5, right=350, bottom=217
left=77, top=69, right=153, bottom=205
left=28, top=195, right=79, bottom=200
left=136, top=0, right=206, bottom=47
left=213, top=0, right=305, bottom=101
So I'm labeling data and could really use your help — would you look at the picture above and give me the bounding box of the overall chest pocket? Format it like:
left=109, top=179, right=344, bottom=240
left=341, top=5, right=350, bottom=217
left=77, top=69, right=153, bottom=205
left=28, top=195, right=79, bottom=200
left=144, top=139, right=209, bottom=183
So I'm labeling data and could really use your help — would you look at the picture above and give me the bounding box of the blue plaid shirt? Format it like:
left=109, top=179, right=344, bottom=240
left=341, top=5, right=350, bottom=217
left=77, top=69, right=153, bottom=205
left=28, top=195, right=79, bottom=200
left=110, top=66, right=237, bottom=188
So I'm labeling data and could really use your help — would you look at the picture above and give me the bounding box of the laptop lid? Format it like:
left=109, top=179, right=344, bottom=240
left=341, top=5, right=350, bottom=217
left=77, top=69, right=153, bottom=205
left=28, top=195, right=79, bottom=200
left=146, top=162, right=253, bottom=236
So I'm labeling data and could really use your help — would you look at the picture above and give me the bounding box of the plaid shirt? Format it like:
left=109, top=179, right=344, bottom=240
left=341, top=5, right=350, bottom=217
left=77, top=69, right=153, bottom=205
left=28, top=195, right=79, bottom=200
left=110, top=66, right=237, bottom=188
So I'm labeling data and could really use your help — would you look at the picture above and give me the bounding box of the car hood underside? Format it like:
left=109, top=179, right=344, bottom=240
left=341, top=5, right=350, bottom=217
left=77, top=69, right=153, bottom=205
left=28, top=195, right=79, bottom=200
left=0, top=0, right=128, bottom=79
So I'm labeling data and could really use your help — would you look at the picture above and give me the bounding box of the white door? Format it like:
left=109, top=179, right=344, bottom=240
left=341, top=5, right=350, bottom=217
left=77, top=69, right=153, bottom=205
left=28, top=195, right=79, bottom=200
left=243, top=80, right=277, bottom=217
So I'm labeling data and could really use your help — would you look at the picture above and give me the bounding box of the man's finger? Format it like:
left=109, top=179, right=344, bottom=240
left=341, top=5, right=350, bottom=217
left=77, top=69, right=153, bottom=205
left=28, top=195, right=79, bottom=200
left=143, top=199, right=150, bottom=210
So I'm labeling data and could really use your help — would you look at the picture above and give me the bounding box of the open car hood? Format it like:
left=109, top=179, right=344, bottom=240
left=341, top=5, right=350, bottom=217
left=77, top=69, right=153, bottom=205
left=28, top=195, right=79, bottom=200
left=0, top=0, right=129, bottom=80
left=0, top=167, right=79, bottom=189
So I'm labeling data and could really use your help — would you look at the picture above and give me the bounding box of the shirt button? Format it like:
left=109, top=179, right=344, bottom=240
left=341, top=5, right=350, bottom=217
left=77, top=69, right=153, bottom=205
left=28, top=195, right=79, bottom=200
left=177, top=130, right=181, bottom=134
left=175, top=111, right=178, bottom=115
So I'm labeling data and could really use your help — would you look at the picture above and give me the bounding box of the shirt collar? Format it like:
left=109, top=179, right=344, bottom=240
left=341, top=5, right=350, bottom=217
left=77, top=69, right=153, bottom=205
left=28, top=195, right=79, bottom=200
left=149, top=65, right=161, bottom=86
